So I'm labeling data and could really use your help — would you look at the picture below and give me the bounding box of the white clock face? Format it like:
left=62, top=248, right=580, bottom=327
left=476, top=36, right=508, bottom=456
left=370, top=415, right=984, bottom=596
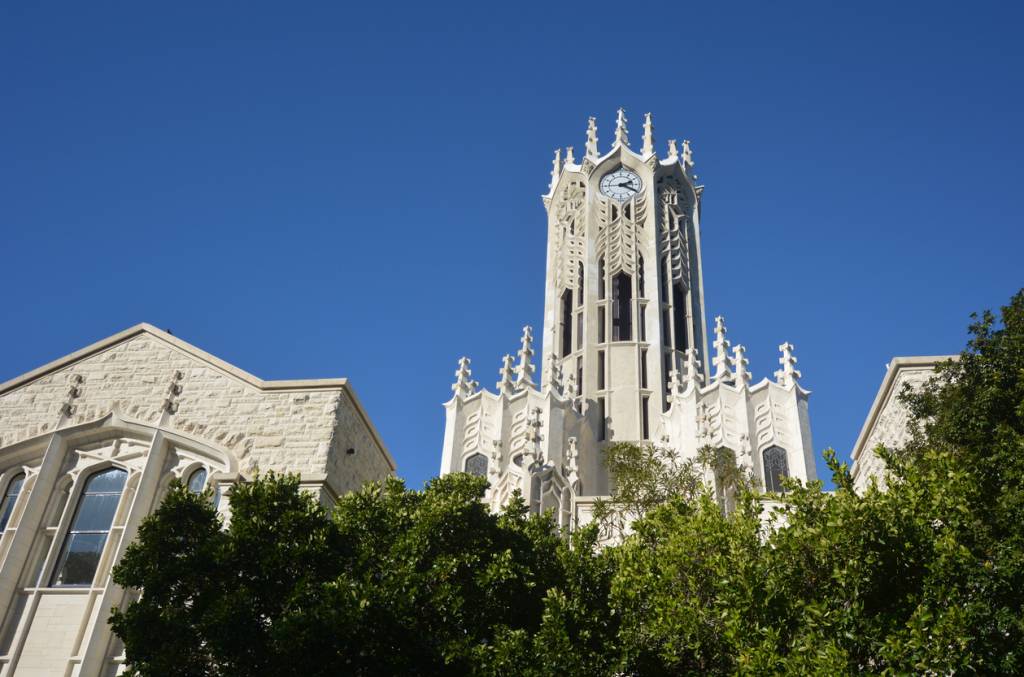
left=599, top=167, right=643, bottom=201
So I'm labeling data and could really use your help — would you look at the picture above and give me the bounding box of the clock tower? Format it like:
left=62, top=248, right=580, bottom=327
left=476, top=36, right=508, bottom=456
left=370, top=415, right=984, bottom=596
left=440, top=110, right=816, bottom=528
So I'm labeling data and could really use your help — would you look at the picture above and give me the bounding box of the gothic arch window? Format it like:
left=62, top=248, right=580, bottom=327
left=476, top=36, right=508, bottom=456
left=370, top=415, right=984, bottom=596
left=560, top=289, right=573, bottom=357
left=51, top=467, right=128, bottom=587
left=0, top=472, right=25, bottom=531
left=187, top=468, right=208, bottom=494
left=673, top=282, right=689, bottom=352
left=762, top=446, right=789, bottom=493
left=464, top=453, right=488, bottom=477
left=612, top=272, right=632, bottom=341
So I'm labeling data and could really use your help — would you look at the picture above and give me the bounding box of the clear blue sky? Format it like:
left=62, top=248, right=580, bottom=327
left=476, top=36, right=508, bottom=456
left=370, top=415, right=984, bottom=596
left=3, top=2, right=1022, bottom=488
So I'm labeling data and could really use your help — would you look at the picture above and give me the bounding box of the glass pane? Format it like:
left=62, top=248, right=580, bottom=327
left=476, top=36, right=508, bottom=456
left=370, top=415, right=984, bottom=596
left=463, top=454, right=487, bottom=477
left=0, top=497, right=16, bottom=531
left=71, top=493, right=121, bottom=532
left=53, top=532, right=107, bottom=586
left=5, top=474, right=24, bottom=499
left=187, top=468, right=207, bottom=494
left=85, top=468, right=127, bottom=494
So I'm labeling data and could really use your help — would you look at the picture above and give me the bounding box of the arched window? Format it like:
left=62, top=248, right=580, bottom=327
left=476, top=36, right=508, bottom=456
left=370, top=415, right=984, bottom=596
left=52, top=467, right=127, bottom=587
left=187, top=468, right=208, bottom=494
left=673, top=283, right=689, bottom=352
left=611, top=272, right=632, bottom=341
left=464, top=453, right=488, bottom=477
left=0, top=472, right=25, bottom=531
left=762, top=446, right=789, bottom=493
left=512, top=454, right=524, bottom=468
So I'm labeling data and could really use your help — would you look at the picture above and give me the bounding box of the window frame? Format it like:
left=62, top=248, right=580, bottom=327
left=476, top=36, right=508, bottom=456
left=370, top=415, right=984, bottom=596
left=50, top=466, right=128, bottom=588
left=0, top=471, right=26, bottom=532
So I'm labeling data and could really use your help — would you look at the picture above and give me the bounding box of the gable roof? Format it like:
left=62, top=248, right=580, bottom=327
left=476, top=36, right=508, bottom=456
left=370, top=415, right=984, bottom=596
left=0, top=323, right=395, bottom=470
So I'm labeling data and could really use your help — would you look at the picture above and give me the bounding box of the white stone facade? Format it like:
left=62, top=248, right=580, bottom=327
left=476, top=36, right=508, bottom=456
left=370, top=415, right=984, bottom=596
left=0, top=324, right=394, bottom=675
left=850, top=355, right=954, bottom=493
left=441, top=111, right=817, bottom=525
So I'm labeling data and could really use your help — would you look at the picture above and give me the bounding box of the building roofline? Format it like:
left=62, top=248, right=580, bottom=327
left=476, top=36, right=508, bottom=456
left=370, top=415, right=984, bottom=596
left=850, top=355, right=956, bottom=465
left=0, top=323, right=396, bottom=471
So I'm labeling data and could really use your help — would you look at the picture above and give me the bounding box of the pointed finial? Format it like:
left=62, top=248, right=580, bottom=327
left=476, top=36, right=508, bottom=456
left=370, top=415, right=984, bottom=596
left=667, top=368, right=683, bottom=397
left=565, top=146, right=575, bottom=164
left=642, top=112, right=654, bottom=157
left=564, top=371, right=578, bottom=406
left=497, top=354, right=516, bottom=395
left=682, top=348, right=703, bottom=389
left=733, top=344, right=751, bottom=386
left=515, top=326, right=536, bottom=390
left=682, top=139, right=694, bottom=170
left=585, top=116, right=599, bottom=158
left=452, top=357, right=479, bottom=399
left=775, top=342, right=802, bottom=388
left=667, top=139, right=678, bottom=161
left=547, top=353, right=563, bottom=394
left=712, top=316, right=734, bottom=383
left=614, top=108, right=629, bottom=148
left=550, top=148, right=562, bottom=191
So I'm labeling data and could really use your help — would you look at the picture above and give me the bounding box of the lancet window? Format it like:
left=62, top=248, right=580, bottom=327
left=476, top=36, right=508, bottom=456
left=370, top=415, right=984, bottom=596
left=611, top=272, right=632, bottom=341
left=673, top=283, right=689, bottom=352
left=0, top=472, right=25, bottom=531
left=762, top=446, right=790, bottom=493
left=464, top=453, right=488, bottom=477
left=560, top=289, right=573, bottom=357
left=187, top=468, right=207, bottom=494
left=52, top=467, right=128, bottom=587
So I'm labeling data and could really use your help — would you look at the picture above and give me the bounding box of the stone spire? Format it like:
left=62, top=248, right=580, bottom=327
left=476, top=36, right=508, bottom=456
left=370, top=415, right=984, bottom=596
left=585, top=116, right=599, bottom=158
left=514, top=326, right=536, bottom=390
left=667, top=138, right=678, bottom=161
left=641, top=112, right=654, bottom=157
left=733, top=344, right=751, bottom=387
left=564, top=146, right=575, bottom=165
left=711, top=316, right=735, bottom=383
left=682, top=139, right=694, bottom=171
left=452, top=357, right=479, bottom=399
left=682, top=348, right=703, bottom=390
left=549, top=148, right=562, bottom=191
left=775, top=342, right=802, bottom=388
left=497, top=354, right=516, bottom=395
left=614, top=108, right=629, bottom=148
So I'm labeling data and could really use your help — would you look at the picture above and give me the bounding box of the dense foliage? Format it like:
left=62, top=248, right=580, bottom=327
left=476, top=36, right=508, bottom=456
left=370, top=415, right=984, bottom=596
left=112, top=290, right=1024, bottom=675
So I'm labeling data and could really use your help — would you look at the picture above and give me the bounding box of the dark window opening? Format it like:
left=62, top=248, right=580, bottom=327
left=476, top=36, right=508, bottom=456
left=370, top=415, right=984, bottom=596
left=598, top=306, right=606, bottom=343
left=577, top=262, right=584, bottom=305
left=598, top=258, right=606, bottom=300
left=597, top=398, right=606, bottom=441
left=638, top=255, right=645, bottom=298
left=464, top=453, right=488, bottom=477
left=576, top=312, right=583, bottom=350
left=640, top=349, right=648, bottom=389
left=611, top=272, right=632, bottom=341
left=673, top=283, right=689, bottom=352
left=597, top=350, right=606, bottom=390
left=642, top=396, right=650, bottom=440
left=576, top=357, right=583, bottom=393
left=560, top=289, right=573, bottom=357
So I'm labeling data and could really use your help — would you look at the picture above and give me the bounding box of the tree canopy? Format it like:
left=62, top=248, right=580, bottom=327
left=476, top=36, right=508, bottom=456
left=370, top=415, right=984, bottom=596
left=112, top=289, right=1024, bottom=675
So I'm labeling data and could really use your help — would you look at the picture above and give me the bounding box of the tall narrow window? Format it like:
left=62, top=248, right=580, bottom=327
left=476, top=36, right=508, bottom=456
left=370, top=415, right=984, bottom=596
left=597, top=398, right=607, bottom=441
left=639, top=304, right=647, bottom=341
left=598, top=306, right=606, bottom=343
left=576, top=357, right=583, bottom=393
left=642, top=396, right=650, bottom=440
left=0, top=472, right=25, bottom=531
left=762, top=446, right=790, bottom=493
left=637, top=255, right=646, bottom=298
left=576, top=311, right=583, bottom=350
left=673, top=283, right=689, bottom=352
left=611, top=272, right=632, bottom=341
left=598, top=258, right=606, bottom=300
left=660, top=257, right=670, bottom=300
left=531, top=475, right=542, bottom=514
left=640, top=349, right=648, bottom=389
left=597, top=350, right=606, bottom=390
left=662, top=308, right=671, bottom=347
left=577, top=262, right=584, bottom=305
left=560, top=289, right=573, bottom=357
left=187, top=468, right=207, bottom=494
left=52, top=467, right=127, bottom=587
left=464, top=453, right=488, bottom=477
